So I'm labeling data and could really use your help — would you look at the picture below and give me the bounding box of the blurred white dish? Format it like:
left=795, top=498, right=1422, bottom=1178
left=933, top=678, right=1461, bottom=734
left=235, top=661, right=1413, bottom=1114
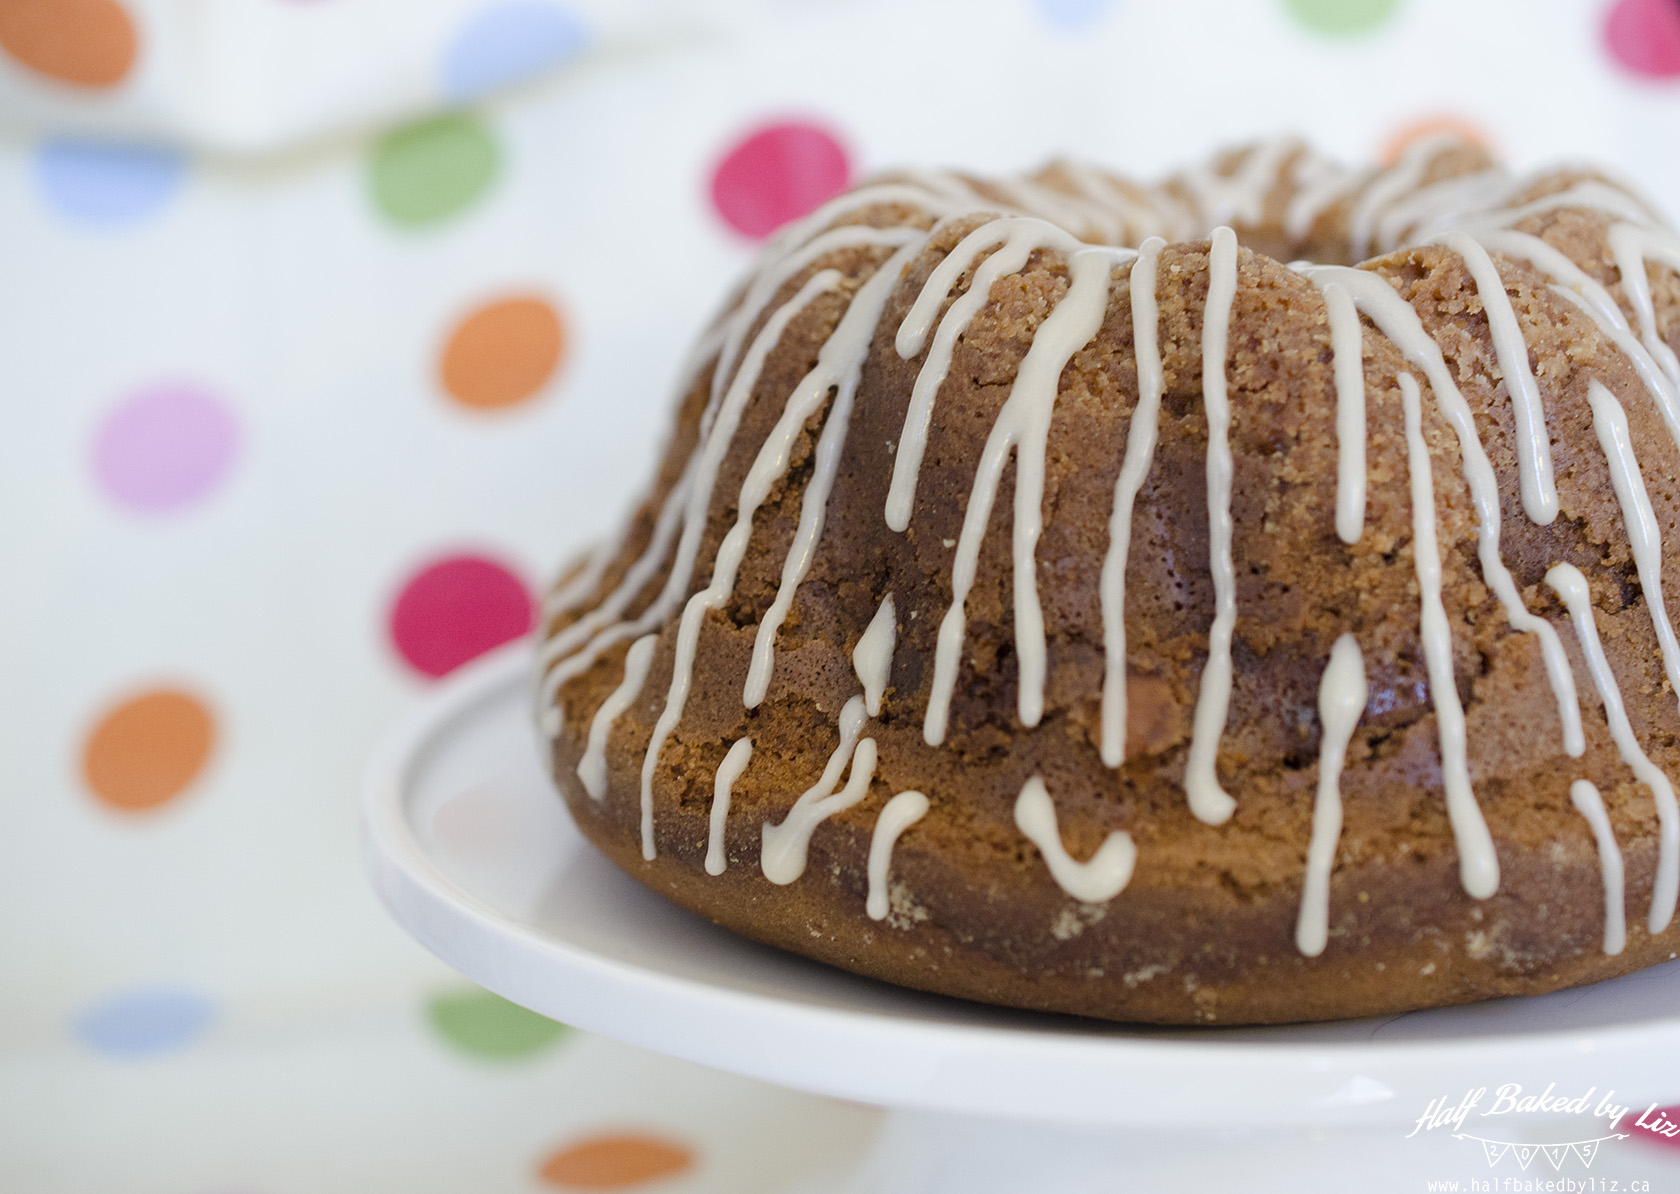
left=362, top=642, right=1680, bottom=1130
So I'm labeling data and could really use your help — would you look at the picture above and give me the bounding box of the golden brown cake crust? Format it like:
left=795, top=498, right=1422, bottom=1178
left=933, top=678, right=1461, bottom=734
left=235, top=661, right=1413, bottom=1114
left=538, top=141, right=1680, bottom=1024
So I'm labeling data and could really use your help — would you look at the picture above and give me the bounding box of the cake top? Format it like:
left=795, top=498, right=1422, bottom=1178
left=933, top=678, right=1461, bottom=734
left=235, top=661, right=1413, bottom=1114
left=537, top=136, right=1680, bottom=965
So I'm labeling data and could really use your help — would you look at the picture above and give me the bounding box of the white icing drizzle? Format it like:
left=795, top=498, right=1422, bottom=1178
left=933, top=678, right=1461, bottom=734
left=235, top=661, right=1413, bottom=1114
left=633, top=267, right=847, bottom=860
left=1545, top=563, right=1680, bottom=935
left=887, top=217, right=1085, bottom=532
left=1286, top=153, right=1364, bottom=244
left=1321, top=280, right=1368, bottom=544
left=1296, top=633, right=1369, bottom=957
left=1451, top=183, right=1662, bottom=242
left=1609, top=223, right=1680, bottom=389
left=1436, top=232, right=1558, bottom=525
left=923, top=244, right=1130, bottom=744
left=542, top=539, right=611, bottom=622
left=852, top=594, right=897, bottom=717
left=1348, top=134, right=1460, bottom=262
left=741, top=236, right=931, bottom=709
left=1298, top=264, right=1585, bottom=759
left=705, top=737, right=754, bottom=876
left=538, top=148, right=1680, bottom=956
left=1398, top=371, right=1500, bottom=899
left=1549, top=284, right=1680, bottom=452
left=1569, top=779, right=1627, bottom=957
left=1588, top=381, right=1680, bottom=714
left=1175, top=138, right=1297, bottom=228
left=866, top=789, right=929, bottom=920
left=1098, top=237, right=1166, bottom=768
left=1372, top=170, right=1508, bottom=256
left=577, top=633, right=658, bottom=801
left=1013, top=775, right=1136, bottom=903
left=1183, top=226, right=1242, bottom=826
left=537, top=258, right=858, bottom=731
left=1475, top=229, right=1630, bottom=330
left=761, top=695, right=877, bottom=885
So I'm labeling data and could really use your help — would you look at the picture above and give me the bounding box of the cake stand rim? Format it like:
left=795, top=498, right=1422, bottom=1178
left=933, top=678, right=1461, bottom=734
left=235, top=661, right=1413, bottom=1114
left=361, top=641, right=1680, bottom=1127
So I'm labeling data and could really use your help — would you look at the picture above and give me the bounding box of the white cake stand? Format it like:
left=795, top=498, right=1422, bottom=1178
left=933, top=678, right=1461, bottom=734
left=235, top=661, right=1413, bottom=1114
left=362, top=643, right=1680, bottom=1192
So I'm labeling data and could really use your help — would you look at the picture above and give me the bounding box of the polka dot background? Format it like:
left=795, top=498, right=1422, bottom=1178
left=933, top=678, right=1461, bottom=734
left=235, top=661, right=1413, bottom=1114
left=5, top=0, right=1680, bottom=1190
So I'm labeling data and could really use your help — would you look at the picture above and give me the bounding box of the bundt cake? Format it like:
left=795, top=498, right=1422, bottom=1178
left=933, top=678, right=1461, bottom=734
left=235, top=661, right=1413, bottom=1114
left=535, top=136, right=1680, bottom=1024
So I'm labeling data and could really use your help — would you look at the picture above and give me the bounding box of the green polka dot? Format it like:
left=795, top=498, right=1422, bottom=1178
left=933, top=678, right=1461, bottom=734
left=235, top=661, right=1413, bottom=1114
left=426, top=987, right=570, bottom=1059
left=1280, top=0, right=1401, bottom=35
left=369, top=113, right=499, bottom=226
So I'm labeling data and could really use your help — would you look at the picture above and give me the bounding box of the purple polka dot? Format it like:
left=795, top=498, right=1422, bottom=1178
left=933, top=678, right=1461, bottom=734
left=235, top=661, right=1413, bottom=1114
left=74, top=988, right=215, bottom=1057
left=92, top=383, right=240, bottom=512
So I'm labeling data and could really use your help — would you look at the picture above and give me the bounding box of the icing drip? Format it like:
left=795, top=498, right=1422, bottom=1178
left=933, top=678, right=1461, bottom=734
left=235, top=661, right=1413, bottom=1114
left=1372, top=170, right=1508, bottom=256
left=1453, top=183, right=1661, bottom=242
left=852, top=594, right=897, bottom=717
left=1013, top=776, right=1136, bottom=903
left=1549, top=285, right=1680, bottom=451
left=1285, top=153, right=1363, bottom=244
left=1398, top=372, right=1500, bottom=899
left=644, top=238, right=932, bottom=855
left=634, top=266, right=847, bottom=860
left=1183, top=226, right=1242, bottom=826
left=1569, top=779, right=1627, bottom=957
left=1299, top=264, right=1585, bottom=759
left=1474, top=230, right=1630, bottom=330
left=1436, top=232, right=1558, bottom=525
left=1176, top=139, right=1297, bottom=228
left=1296, top=633, right=1368, bottom=958
left=866, top=789, right=929, bottom=920
left=887, top=217, right=1085, bottom=532
left=577, top=633, right=658, bottom=801
left=923, top=245, right=1130, bottom=744
left=1099, top=237, right=1166, bottom=767
left=742, top=236, right=931, bottom=708
left=542, top=538, right=611, bottom=622
left=1321, top=281, right=1368, bottom=545
left=1348, top=134, right=1460, bottom=262
left=705, top=737, right=753, bottom=876
left=1609, top=223, right=1680, bottom=390
left=1588, top=381, right=1680, bottom=715
left=1545, top=563, right=1680, bottom=934
left=761, top=695, right=877, bottom=885
left=538, top=260, right=856, bottom=731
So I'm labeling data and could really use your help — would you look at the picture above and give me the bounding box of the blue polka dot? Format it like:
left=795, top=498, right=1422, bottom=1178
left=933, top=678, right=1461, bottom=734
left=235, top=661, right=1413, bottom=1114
left=74, top=989, right=214, bottom=1056
left=37, top=139, right=186, bottom=226
left=1034, top=0, right=1117, bottom=30
left=440, top=2, right=589, bottom=102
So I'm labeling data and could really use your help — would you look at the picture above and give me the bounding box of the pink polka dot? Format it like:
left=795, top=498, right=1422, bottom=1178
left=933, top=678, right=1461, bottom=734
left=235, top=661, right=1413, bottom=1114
left=389, top=553, right=534, bottom=678
left=1630, top=1103, right=1680, bottom=1151
left=1604, top=0, right=1680, bottom=78
left=709, top=120, right=851, bottom=239
left=92, top=383, right=240, bottom=512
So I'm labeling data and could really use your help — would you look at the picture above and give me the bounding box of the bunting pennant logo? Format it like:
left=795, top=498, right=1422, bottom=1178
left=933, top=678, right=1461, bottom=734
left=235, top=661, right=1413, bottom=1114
left=1453, top=1134, right=1628, bottom=1170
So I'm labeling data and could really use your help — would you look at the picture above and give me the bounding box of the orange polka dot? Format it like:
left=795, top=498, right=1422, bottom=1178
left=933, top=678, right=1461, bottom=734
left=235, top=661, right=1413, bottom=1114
left=0, top=0, right=137, bottom=89
left=1379, top=114, right=1495, bottom=167
left=440, top=295, right=565, bottom=411
left=81, top=689, right=215, bottom=813
left=537, top=1133, right=694, bottom=1189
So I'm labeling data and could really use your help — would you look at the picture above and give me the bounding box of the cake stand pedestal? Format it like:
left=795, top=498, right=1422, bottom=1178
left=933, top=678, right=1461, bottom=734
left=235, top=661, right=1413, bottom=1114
left=362, top=644, right=1680, bottom=1193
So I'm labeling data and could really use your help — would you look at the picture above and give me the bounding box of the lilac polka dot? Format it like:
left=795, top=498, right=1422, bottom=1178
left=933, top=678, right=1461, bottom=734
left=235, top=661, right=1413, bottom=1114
left=92, top=383, right=240, bottom=512
left=74, top=988, right=215, bottom=1056
left=37, top=139, right=186, bottom=226
left=1034, top=0, right=1117, bottom=31
left=441, top=2, right=589, bottom=102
